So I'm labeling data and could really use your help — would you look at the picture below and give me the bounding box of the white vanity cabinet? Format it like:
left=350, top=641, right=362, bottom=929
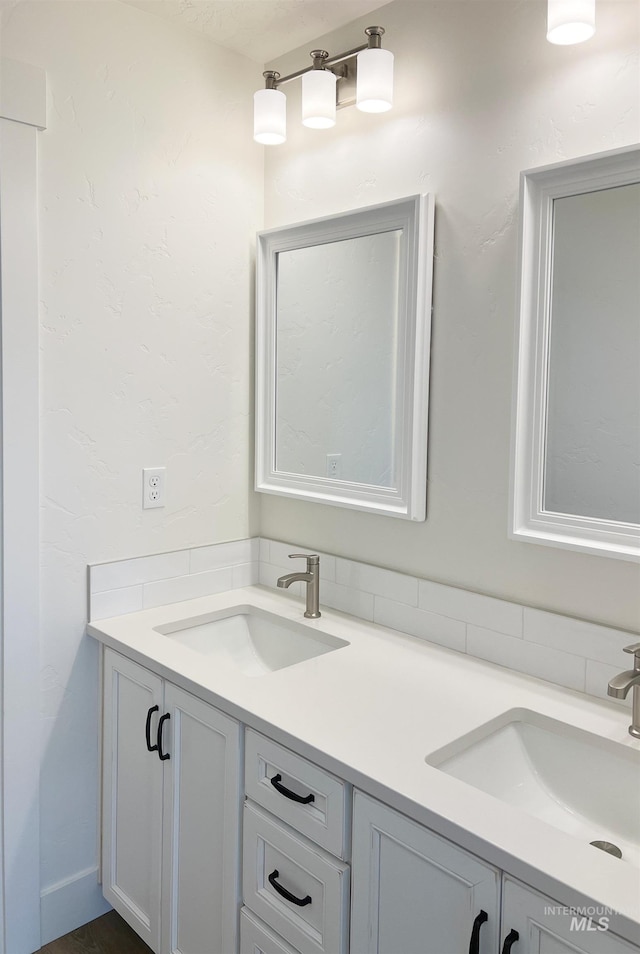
left=240, top=730, right=350, bottom=954
left=350, top=791, right=501, bottom=954
left=101, top=649, right=241, bottom=954
left=351, top=792, right=640, bottom=954
left=501, top=878, right=640, bottom=954
left=95, top=639, right=640, bottom=954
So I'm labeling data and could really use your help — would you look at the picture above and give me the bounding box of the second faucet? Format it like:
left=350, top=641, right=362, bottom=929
left=276, top=553, right=321, bottom=619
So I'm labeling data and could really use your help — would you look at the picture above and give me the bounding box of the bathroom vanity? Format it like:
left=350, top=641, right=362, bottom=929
left=89, top=586, right=640, bottom=954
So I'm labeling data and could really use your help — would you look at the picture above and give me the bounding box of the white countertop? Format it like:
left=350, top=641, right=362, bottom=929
left=88, top=585, right=640, bottom=946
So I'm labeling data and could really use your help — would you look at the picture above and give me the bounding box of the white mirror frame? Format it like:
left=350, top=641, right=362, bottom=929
left=510, top=145, right=640, bottom=562
left=255, top=194, right=435, bottom=520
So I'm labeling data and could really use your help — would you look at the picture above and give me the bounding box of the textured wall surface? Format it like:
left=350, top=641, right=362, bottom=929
left=261, top=0, right=640, bottom=633
left=121, top=0, right=391, bottom=62
left=2, top=0, right=262, bottom=905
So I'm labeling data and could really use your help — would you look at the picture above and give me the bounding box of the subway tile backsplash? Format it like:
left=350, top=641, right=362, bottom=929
left=419, top=579, right=523, bottom=638
left=90, top=548, right=190, bottom=593
left=88, top=536, right=636, bottom=704
left=374, top=597, right=467, bottom=654
left=88, top=538, right=259, bottom=620
left=336, top=558, right=418, bottom=607
left=466, top=625, right=587, bottom=693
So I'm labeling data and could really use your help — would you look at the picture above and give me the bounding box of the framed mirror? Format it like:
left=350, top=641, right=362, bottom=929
left=511, top=145, right=640, bottom=561
left=255, top=195, right=435, bottom=520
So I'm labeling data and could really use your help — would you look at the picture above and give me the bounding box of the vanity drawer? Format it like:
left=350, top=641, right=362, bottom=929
left=243, top=802, right=350, bottom=954
left=245, top=729, right=349, bottom=859
left=240, top=907, right=299, bottom=954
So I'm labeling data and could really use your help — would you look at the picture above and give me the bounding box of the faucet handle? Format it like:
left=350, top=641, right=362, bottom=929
left=288, top=552, right=320, bottom=566
left=624, top=643, right=640, bottom=670
left=623, top=643, right=640, bottom=657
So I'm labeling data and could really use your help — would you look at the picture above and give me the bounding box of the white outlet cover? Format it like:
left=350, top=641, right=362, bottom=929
left=143, top=467, right=165, bottom=509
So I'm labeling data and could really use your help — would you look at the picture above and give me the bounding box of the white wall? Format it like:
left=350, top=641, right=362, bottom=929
left=2, top=0, right=263, bottom=931
left=260, top=0, right=640, bottom=634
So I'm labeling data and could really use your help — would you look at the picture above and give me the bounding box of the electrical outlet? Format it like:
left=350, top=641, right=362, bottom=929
left=326, top=453, right=342, bottom=479
left=143, top=467, right=165, bottom=509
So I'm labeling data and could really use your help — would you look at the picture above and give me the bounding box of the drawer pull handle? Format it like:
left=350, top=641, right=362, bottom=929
left=270, top=774, right=315, bottom=805
left=469, top=910, right=488, bottom=954
left=157, top=712, right=171, bottom=761
left=501, top=929, right=519, bottom=953
left=267, top=869, right=312, bottom=907
left=145, top=705, right=159, bottom=752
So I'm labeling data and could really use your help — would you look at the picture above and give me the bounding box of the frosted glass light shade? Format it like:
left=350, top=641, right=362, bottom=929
left=547, top=0, right=595, bottom=44
left=253, top=88, right=286, bottom=144
left=302, top=69, right=337, bottom=128
left=356, top=47, right=394, bottom=113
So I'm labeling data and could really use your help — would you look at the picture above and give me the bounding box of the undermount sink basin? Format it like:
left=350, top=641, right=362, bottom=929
left=153, top=607, right=348, bottom=677
left=426, top=708, right=640, bottom=867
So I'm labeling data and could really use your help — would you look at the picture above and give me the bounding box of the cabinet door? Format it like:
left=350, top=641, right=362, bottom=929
left=351, top=792, right=500, bottom=954
left=102, top=649, right=164, bottom=953
left=161, top=682, right=241, bottom=954
left=501, top=878, right=640, bottom=953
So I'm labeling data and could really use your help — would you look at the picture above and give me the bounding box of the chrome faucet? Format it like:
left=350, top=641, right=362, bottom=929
left=608, top=643, right=640, bottom=739
left=276, top=553, right=321, bottom=619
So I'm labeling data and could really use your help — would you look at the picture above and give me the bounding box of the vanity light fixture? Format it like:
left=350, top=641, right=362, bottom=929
left=356, top=28, right=394, bottom=113
left=253, top=26, right=393, bottom=144
left=302, top=51, right=337, bottom=129
left=253, top=73, right=287, bottom=145
left=547, top=0, right=595, bottom=44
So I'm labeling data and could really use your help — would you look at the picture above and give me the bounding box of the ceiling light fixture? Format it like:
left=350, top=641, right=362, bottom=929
left=253, top=26, right=393, bottom=145
left=547, top=0, right=595, bottom=44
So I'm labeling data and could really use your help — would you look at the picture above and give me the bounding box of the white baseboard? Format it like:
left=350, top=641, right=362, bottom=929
left=40, top=865, right=112, bottom=946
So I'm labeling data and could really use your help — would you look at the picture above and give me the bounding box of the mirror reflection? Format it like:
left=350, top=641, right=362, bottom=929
left=544, top=183, right=640, bottom=524
left=275, top=230, right=402, bottom=487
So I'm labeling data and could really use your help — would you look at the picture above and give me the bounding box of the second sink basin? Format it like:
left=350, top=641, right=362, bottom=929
left=426, top=708, right=640, bottom=867
left=153, top=607, right=348, bottom=677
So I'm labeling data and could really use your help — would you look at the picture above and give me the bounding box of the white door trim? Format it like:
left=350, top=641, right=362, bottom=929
left=0, top=56, right=46, bottom=954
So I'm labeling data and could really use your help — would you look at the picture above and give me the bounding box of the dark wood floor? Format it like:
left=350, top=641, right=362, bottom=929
left=38, top=911, right=151, bottom=954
